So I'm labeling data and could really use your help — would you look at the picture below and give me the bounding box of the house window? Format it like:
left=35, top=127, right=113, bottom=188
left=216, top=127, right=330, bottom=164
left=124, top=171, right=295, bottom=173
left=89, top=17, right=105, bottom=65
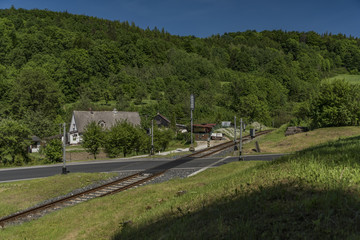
left=73, top=134, right=77, bottom=141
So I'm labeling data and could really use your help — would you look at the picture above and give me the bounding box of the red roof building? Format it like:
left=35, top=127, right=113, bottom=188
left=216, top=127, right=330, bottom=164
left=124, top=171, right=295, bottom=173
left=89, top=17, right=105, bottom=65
left=193, top=124, right=216, bottom=140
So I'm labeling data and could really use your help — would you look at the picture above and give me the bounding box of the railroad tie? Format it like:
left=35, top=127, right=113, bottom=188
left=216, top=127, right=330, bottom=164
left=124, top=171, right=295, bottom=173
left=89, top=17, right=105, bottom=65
left=96, top=190, right=110, bottom=194
left=89, top=193, right=103, bottom=197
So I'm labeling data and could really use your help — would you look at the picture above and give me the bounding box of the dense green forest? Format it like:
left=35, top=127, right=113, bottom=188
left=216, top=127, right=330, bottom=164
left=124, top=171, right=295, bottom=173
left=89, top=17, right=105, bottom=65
left=1, top=7, right=360, bottom=139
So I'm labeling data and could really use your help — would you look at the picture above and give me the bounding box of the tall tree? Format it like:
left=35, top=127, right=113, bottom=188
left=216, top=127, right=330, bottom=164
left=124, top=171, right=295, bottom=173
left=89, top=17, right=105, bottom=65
left=10, top=67, right=64, bottom=120
left=43, top=139, right=63, bottom=163
left=0, top=119, right=30, bottom=164
left=82, top=121, right=104, bottom=159
left=104, top=121, right=137, bottom=158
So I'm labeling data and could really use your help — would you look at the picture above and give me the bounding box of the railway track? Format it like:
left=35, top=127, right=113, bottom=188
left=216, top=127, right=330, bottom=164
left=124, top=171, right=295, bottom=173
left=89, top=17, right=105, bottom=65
left=0, top=129, right=271, bottom=228
left=187, top=129, right=272, bottom=159
left=0, top=171, right=165, bottom=228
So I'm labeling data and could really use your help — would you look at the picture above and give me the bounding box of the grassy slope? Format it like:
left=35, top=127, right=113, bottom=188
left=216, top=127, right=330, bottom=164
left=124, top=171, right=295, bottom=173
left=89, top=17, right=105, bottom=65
left=326, top=74, right=360, bottom=84
left=0, top=172, right=117, bottom=217
left=242, top=125, right=360, bottom=154
left=2, top=133, right=360, bottom=238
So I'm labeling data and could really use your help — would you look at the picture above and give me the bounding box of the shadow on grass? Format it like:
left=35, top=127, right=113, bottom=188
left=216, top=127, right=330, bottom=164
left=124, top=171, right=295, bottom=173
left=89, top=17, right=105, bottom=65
left=112, top=180, right=360, bottom=239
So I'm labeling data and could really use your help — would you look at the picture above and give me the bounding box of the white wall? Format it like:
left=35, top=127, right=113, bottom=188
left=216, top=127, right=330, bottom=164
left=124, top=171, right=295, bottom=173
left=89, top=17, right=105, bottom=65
left=69, top=133, right=82, bottom=145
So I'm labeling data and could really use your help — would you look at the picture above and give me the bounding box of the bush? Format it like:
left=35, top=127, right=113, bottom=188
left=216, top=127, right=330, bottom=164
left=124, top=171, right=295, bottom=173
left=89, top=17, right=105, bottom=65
left=82, top=121, right=104, bottom=159
left=153, top=128, right=174, bottom=151
left=43, top=139, right=63, bottom=163
left=176, top=132, right=193, bottom=144
left=104, top=121, right=139, bottom=158
left=311, top=80, right=360, bottom=128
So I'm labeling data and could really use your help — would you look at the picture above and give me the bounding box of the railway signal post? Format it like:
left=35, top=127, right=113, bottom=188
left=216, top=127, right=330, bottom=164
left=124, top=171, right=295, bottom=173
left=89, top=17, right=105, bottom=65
left=189, top=94, right=195, bottom=152
left=234, top=116, right=238, bottom=150
left=238, top=118, right=244, bottom=161
left=151, top=119, right=154, bottom=155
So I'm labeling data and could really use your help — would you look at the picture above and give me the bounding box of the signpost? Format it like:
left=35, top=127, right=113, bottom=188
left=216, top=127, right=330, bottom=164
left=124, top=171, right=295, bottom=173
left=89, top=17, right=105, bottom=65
left=62, top=123, right=69, bottom=174
left=239, top=118, right=244, bottom=161
left=189, top=94, right=195, bottom=152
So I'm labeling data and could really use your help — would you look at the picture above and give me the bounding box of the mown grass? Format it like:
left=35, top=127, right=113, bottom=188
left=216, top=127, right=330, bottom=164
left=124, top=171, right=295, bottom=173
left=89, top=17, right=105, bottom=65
left=3, top=135, right=360, bottom=239
left=327, top=74, right=360, bottom=84
left=242, top=125, right=360, bottom=154
left=0, top=172, right=117, bottom=217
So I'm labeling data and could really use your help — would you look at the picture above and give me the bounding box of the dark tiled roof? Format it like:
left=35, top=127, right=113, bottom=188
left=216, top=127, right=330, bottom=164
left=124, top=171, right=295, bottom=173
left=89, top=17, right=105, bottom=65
left=155, top=113, right=170, bottom=123
left=73, top=111, right=141, bottom=133
left=193, top=124, right=216, bottom=128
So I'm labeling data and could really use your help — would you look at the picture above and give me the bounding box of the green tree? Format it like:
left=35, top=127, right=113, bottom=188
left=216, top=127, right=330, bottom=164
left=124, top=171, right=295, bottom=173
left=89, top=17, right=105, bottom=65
left=43, top=139, right=63, bottom=163
left=0, top=18, right=15, bottom=64
left=10, top=67, right=64, bottom=120
left=170, top=112, right=176, bottom=131
left=311, top=80, right=360, bottom=128
left=104, top=121, right=138, bottom=157
left=23, top=111, right=61, bottom=138
left=153, top=127, right=174, bottom=152
left=0, top=119, right=31, bottom=164
left=133, top=127, right=150, bottom=154
left=82, top=121, right=104, bottom=159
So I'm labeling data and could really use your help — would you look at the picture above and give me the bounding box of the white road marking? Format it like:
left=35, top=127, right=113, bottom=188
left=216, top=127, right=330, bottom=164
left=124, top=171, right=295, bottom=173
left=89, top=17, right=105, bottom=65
left=187, top=156, right=230, bottom=177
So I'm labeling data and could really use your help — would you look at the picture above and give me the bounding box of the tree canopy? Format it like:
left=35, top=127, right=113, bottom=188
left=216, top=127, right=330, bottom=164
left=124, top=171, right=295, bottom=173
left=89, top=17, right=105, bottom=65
left=0, top=8, right=359, bottom=136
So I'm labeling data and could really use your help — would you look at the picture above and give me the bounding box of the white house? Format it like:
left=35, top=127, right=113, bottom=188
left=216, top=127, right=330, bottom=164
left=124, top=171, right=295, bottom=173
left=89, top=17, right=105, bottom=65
left=69, top=109, right=141, bottom=145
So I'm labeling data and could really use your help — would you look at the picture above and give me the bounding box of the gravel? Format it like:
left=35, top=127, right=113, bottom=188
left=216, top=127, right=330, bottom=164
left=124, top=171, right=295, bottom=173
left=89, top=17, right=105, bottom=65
left=145, top=169, right=197, bottom=185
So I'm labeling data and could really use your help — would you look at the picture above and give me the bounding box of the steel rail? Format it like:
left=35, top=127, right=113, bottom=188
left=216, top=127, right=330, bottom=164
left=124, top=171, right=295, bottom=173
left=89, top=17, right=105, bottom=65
left=188, top=129, right=272, bottom=158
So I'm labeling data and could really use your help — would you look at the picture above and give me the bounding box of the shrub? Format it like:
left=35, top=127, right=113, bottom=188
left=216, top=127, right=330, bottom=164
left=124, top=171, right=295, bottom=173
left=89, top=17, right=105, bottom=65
left=44, top=139, right=63, bottom=163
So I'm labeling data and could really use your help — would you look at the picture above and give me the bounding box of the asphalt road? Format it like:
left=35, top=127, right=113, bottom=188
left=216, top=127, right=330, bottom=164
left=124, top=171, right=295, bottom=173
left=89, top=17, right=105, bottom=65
left=0, top=154, right=285, bottom=183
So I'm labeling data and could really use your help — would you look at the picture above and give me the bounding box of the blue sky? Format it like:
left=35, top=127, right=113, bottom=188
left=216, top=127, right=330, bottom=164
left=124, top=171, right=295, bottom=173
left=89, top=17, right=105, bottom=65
left=0, top=0, right=359, bottom=38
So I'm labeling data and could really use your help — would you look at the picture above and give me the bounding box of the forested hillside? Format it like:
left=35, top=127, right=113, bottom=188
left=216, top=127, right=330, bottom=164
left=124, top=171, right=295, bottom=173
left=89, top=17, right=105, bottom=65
left=1, top=7, right=360, bottom=137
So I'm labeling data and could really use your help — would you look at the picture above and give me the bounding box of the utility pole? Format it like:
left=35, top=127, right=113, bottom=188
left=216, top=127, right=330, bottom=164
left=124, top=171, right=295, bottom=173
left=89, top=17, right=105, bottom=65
left=189, top=94, right=195, bottom=152
left=151, top=119, right=154, bottom=155
left=62, top=123, right=69, bottom=174
left=239, top=118, right=243, bottom=161
left=234, top=116, right=238, bottom=150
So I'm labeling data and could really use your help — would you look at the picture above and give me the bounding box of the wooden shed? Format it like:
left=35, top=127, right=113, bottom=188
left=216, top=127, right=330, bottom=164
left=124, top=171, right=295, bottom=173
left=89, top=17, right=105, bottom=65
left=193, top=124, right=216, bottom=141
left=154, top=113, right=170, bottom=128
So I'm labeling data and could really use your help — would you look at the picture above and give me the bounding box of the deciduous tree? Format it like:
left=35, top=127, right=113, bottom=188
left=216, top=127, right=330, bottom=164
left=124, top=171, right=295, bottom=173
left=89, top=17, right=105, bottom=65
left=82, top=121, right=104, bottom=159
left=0, top=119, right=31, bottom=164
left=43, top=139, right=63, bottom=163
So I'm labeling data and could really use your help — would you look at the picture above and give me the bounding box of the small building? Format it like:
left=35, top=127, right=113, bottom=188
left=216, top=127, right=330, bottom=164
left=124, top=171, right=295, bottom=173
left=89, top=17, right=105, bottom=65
left=153, top=113, right=187, bottom=132
left=69, top=109, right=141, bottom=145
left=154, top=113, right=170, bottom=128
left=211, top=132, right=223, bottom=140
left=193, top=124, right=216, bottom=141
left=221, top=121, right=231, bottom=128
left=29, top=136, right=41, bottom=153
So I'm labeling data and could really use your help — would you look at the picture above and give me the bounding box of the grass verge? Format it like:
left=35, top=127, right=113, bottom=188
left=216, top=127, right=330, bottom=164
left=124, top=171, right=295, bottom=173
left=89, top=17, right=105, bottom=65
left=0, top=172, right=117, bottom=217
left=3, top=134, right=360, bottom=238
